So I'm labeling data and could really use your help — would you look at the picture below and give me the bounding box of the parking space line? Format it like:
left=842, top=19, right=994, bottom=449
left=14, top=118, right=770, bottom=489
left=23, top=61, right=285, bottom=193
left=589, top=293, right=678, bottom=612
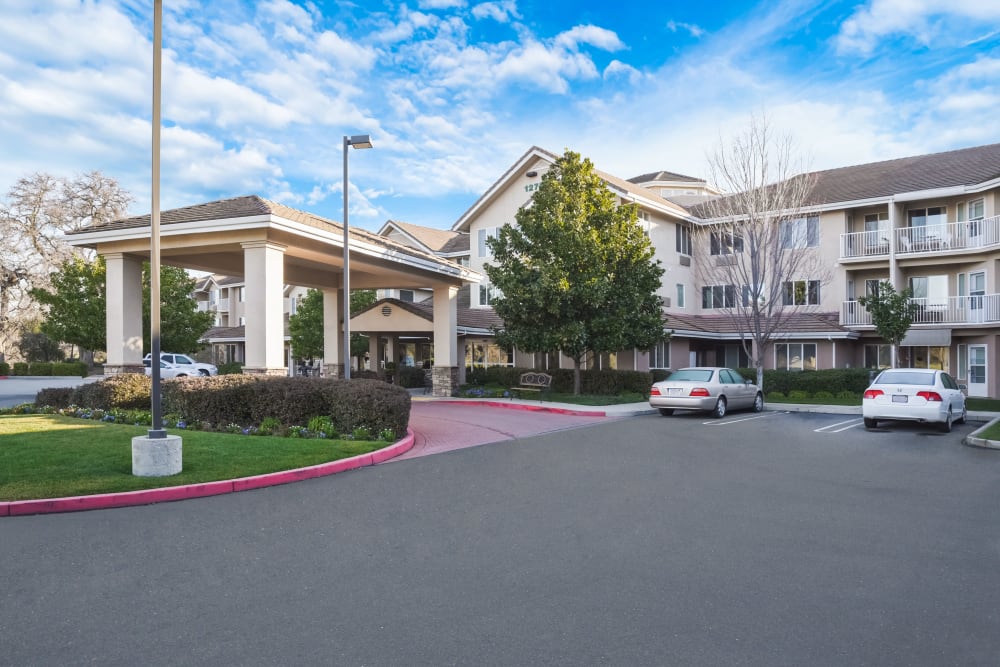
left=813, top=418, right=864, bottom=433
left=702, top=413, right=783, bottom=426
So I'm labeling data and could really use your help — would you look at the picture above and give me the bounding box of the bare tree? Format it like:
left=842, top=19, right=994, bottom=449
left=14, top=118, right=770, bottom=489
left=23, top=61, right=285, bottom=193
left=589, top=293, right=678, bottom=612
left=0, top=171, right=132, bottom=360
left=694, top=115, right=828, bottom=387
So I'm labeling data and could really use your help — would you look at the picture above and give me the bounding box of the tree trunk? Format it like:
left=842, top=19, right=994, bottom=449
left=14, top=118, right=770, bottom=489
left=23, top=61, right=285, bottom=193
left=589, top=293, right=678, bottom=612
left=573, top=358, right=582, bottom=395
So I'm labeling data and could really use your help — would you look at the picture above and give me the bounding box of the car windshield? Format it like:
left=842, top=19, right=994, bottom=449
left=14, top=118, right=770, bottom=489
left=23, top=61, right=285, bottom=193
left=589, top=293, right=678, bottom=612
left=667, top=369, right=714, bottom=382
left=875, top=370, right=935, bottom=386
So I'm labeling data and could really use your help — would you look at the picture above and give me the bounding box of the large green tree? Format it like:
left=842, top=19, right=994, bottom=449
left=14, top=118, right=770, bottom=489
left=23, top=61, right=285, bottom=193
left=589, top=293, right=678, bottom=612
left=485, top=149, right=667, bottom=394
left=289, top=288, right=324, bottom=362
left=142, top=264, right=215, bottom=353
left=857, top=281, right=918, bottom=366
left=30, top=255, right=107, bottom=355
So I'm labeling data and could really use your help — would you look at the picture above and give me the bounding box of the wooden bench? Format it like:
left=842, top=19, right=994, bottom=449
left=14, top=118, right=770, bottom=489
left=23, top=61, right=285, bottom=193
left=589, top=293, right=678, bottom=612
left=511, top=372, right=553, bottom=400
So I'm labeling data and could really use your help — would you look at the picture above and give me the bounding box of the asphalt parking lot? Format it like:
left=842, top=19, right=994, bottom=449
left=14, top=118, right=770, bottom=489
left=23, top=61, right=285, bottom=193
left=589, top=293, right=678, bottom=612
left=2, top=407, right=999, bottom=665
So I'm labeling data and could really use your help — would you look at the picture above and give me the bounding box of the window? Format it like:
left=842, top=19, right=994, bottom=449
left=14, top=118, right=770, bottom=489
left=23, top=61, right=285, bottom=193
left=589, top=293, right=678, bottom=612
left=908, top=275, right=948, bottom=307
left=702, top=284, right=737, bottom=309
left=289, top=296, right=297, bottom=315
left=864, top=212, right=890, bottom=246
left=477, top=226, right=499, bottom=258
left=780, top=216, right=820, bottom=249
left=676, top=284, right=685, bottom=308
left=782, top=280, right=821, bottom=306
left=649, top=340, right=670, bottom=369
left=864, top=344, right=892, bottom=369
left=238, top=287, right=245, bottom=302
left=675, top=223, right=692, bottom=255
left=399, top=289, right=414, bottom=303
left=637, top=210, right=651, bottom=237
left=715, top=344, right=749, bottom=369
left=479, top=282, right=498, bottom=306
left=898, top=346, right=948, bottom=371
left=865, top=279, right=886, bottom=297
left=908, top=206, right=946, bottom=228
left=710, top=229, right=744, bottom=255
left=775, top=343, right=817, bottom=371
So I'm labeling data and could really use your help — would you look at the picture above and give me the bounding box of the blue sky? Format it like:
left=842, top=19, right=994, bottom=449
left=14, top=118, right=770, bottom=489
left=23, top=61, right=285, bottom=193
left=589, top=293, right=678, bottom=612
left=1, top=0, right=998, bottom=231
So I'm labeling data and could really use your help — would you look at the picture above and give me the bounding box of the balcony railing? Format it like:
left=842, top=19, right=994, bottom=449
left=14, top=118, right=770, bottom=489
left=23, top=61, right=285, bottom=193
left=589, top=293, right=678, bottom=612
left=840, top=214, right=1000, bottom=260
left=197, top=298, right=229, bottom=312
left=842, top=294, right=1000, bottom=326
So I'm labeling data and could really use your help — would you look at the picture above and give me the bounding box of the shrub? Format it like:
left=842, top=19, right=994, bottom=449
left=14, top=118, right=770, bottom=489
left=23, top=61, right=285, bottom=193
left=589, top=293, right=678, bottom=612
left=29, top=362, right=53, bottom=376
left=813, top=391, right=834, bottom=400
left=307, top=415, right=336, bottom=438
left=787, top=390, right=810, bottom=400
left=35, top=387, right=75, bottom=408
left=837, top=390, right=856, bottom=400
left=217, top=361, right=244, bottom=375
left=0, top=361, right=9, bottom=375
left=12, top=362, right=29, bottom=376
left=398, top=366, right=428, bottom=388
left=72, top=374, right=152, bottom=410
left=259, top=417, right=283, bottom=436
left=744, top=368, right=872, bottom=396
left=51, top=361, right=88, bottom=377
left=767, top=391, right=786, bottom=401
left=473, top=366, right=654, bottom=395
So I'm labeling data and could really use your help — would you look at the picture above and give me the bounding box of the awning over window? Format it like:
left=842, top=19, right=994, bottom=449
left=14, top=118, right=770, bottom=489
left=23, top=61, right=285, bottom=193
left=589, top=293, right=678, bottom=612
left=900, top=328, right=951, bottom=346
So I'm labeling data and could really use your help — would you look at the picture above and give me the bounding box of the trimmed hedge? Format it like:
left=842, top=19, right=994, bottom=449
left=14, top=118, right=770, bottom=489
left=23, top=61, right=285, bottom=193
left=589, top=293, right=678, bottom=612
left=161, top=376, right=410, bottom=437
left=0, top=361, right=85, bottom=377
left=398, top=366, right=428, bottom=388
left=31, top=374, right=411, bottom=438
left=52, top=361, right=88, bottom=377
left=0, top=361, right=9, bottom=375
left=741, top=368, right=872, bottom=395
left=217, top=361, right=244, bottom=375
left=29, top=362, right=53, bottom=376
left=468, top=366, right=655, bottom=395
left=12, top=362, right=29, bottom=376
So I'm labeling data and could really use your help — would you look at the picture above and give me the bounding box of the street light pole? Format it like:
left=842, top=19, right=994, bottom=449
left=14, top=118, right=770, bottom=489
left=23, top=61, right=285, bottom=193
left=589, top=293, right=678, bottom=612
left=149, top=0, right=165, bottom=438
left=342, top=134, right=373, bottom=380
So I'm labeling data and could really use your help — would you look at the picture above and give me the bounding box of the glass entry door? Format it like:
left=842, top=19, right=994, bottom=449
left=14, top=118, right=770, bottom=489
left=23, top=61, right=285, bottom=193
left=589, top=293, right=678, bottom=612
left=968, top=345, right=987, bottom=397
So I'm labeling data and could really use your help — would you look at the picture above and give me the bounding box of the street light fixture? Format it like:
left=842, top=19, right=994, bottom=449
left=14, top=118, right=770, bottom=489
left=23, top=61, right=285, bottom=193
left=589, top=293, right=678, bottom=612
left=342, top=134, right=373, bottom=380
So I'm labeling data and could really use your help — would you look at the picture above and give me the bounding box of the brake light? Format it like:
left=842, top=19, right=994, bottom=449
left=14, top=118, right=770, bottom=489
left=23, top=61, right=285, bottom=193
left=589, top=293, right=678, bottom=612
left=650, top=387, right=661, bottom=396
left=916, top=391, right=943, bottom=402
left=863, top=389, right=884, bottom=400
left=689, top=388, right=710, bottom=397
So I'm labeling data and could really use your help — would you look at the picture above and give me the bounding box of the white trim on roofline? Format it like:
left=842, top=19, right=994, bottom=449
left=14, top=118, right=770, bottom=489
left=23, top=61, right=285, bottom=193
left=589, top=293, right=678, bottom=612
left=667, top=328, right=859, bottom=341
left=451, top=147, right=556, bottom=232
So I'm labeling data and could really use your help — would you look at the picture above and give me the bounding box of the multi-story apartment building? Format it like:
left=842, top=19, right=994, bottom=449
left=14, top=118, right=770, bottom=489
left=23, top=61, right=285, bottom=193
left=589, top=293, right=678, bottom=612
left=415, top=143, right=1000, bottom=396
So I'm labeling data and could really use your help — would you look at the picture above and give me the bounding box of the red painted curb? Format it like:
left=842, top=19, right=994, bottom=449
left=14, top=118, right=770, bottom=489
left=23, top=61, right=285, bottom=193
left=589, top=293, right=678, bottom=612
left=0, top=429, right=415, bottom=517
left=433, top=399, right=607, bottom=417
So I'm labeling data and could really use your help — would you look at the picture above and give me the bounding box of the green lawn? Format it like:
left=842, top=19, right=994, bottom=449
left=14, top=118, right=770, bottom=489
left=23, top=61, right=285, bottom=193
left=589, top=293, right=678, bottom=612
left=0, top=414, right=387, bottom=502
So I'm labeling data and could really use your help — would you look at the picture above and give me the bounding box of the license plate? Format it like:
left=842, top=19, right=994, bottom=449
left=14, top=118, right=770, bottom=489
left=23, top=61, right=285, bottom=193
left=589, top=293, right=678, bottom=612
left=892, top=395, right=908, bottom=403
left=668, top=388, right=684, bottom=396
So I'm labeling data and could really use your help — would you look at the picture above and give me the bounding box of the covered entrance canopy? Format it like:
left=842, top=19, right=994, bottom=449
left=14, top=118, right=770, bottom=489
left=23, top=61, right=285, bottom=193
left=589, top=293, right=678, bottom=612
left=66, top=195, right=479, bottom=396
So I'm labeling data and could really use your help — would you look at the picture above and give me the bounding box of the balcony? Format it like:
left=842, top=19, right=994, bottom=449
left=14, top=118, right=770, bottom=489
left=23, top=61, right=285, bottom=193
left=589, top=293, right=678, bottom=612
left=842, top=294, right=1000, bottom=327
left=196, top=298, right=229, bottom=312
left=840, top=215, right=1000, bottom=260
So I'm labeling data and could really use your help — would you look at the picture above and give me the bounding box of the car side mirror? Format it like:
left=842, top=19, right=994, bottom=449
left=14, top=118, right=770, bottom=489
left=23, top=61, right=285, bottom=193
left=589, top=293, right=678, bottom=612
left=959, top=383, right=968, bottom=392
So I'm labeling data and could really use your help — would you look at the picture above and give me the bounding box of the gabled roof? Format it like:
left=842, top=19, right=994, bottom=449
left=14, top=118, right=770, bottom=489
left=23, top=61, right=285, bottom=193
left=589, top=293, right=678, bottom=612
left=378, top=220, right=467, bottom=254
left=629, top=170, right=706, bottom=185
left=355, top=288, right=502, bottom=334
left=68, top=194, right=475, bottom=280
left=451, top=146, right=696, bottom=232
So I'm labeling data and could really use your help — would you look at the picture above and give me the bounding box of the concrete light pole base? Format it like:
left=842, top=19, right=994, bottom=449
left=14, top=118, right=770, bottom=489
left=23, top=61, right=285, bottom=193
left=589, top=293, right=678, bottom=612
left=132, top=435, right=183, bottom=477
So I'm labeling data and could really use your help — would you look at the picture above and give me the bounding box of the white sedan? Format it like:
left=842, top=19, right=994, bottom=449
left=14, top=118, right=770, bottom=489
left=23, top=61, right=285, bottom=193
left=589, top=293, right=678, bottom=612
left=862, top=368, right=967, bottom=433
left=144, top=359, right=194, bottom=379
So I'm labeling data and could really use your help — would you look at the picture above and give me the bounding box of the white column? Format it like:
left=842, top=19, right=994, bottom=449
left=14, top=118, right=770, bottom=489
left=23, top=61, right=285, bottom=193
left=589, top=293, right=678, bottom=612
left=242, top=241, right=287, bottom=374
left=104, top=253, right=143, bottom=372
left=322, top=288, right=342, bottom=377
left=432, top=285, right=460, bottom=396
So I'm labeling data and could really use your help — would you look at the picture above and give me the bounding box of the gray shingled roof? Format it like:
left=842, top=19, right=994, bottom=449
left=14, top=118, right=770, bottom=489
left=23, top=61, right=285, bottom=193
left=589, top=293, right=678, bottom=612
left=68, top=194, right=467, bottom=272
left=629, top=170, right=705, bottom=185
left=384, top=220, right=464, bottom=253
left=662, top=311, right=852, bottom=337
left=803, top=142, right=1000, bottom=204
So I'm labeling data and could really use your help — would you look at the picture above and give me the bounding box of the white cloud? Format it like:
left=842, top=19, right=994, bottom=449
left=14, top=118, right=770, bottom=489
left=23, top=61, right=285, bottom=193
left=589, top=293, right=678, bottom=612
left=554, top=25, right=625, bottom=52
left=666, top=20, right=705, bottom=38
left=836, top=0, right=1000, bottom=56
left=419, top=0, right=467, bottom=9
left=603, top=60, right=642, bottom=84
left=471, top=1, right=520, bottom=23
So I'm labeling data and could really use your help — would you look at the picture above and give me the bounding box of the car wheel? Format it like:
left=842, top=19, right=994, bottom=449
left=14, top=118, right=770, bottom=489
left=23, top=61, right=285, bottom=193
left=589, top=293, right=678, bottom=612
left=658, top=408, right=674, bottom=417
left=711, top=396, right=727, bottom=419
left=939, top=411, right=953, bottom=434
left=863, top=417, right=878, bottom=428
left=199, top=369, right=210, bottom=377
left=957, top=405, right=967, bottom=425
left=752, top=393, right=764, bottom=412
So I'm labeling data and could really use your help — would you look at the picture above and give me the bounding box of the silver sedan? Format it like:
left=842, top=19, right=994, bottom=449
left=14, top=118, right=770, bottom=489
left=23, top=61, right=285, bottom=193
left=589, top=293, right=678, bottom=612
left=649, top=367, right=763, bottom=418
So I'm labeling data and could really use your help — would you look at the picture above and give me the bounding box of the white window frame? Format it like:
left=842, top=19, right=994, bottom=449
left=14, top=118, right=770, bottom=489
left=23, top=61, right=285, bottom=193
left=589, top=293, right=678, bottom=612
left=676, top=283, right=685, bottom=308
left=477, top=226, right=499, bottom=258
left=775, top=342, right=817, bottom=371
left=780, top=215, right=820, bottom=249
left=782, top=279, right=821, bottom=306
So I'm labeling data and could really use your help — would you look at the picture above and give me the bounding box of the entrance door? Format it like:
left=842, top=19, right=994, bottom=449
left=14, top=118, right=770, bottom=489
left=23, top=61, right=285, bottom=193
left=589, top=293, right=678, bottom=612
left=969, top=272, right=985, bottom=323
left=968, top=344, right=987, bottom=397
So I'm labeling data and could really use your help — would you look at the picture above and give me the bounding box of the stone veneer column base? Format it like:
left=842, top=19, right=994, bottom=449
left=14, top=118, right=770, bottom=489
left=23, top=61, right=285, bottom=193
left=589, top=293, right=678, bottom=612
left=431, top=366, right=459, bottom=397
left=132, top=434, right=183, bottom=477
left=242, top=367, right=288, bottom=376
left=324, top=363, right=345, bottom=379
left=103, top=364, right=145, bottom=376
